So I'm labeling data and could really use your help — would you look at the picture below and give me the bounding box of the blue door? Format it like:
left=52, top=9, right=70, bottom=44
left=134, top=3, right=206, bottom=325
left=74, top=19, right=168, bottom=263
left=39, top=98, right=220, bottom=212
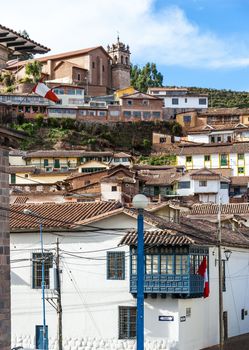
left=35, top=325, right=48, bottom=350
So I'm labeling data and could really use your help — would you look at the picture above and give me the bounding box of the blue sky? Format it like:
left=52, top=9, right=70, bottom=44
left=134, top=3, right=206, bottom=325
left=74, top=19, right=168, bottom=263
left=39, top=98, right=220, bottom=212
left=2, top=0, right=249, bottom=91
left=153, top=0, right=249, bottom=90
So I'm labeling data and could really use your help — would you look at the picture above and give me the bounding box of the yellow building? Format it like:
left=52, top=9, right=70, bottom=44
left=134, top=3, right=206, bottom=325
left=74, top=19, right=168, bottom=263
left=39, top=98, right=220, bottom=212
left=114, top=86, right=137, bottom=100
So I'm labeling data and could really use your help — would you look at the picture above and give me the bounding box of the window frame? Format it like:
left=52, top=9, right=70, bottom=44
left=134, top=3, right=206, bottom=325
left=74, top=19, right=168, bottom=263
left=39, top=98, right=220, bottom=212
left=199, top=180, right=207, bottom=187
left=107, top=251, right=125, bottom=280
left=119, top=306, right=136, bottom=339
left=172, top=98, right=179, bottom=105
left=32, top=252, right=53, bottom=289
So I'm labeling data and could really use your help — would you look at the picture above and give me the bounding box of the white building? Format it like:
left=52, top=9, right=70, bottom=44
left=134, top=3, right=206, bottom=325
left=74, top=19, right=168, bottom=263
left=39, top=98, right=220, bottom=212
left=187, top=124, right=249, bottom=144
left=147, top=87, right=208, bottom=111
left=177, top=142, right=249, bottom=176
left=176, top=168, right=230, bottom=204
left=10, top=201, right=249, bottom=350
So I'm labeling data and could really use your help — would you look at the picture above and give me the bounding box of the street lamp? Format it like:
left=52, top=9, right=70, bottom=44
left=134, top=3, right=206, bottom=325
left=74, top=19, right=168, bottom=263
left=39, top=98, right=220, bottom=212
left=132, top=194, right=149, bottom=350
left=23, top=209, right=47, bottom=350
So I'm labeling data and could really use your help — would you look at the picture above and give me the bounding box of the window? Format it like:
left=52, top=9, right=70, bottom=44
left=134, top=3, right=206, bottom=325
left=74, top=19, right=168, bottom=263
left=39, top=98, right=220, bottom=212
left=102, top=65, right=105, bottom=72
left=186, top=307, right=191, bottom=317
left=54, top=159, right=60, bottom=168
left=160, top=255, right=173, bottom=274
left=107, top=251, right=125, bottom=280
left=112, top=186, right=117, bottom=191
left=152, top=111, right=161, bottom=118
left=220, top=154, right=228, bottom=166
left=146, top=255, right=159, bottom=274
left=178, top=181, right=191, bottom=189
left=220, top=182, right=228, bottom=189
left=133, top=111, right=141, bottom=118
left=142, top=100, right=149, bottom=106
left=186, top=156, right=192, bottom=163
left=238, top=153, right=244, bottom=160
left=127, top=100, right=133, bottom=106
left=172, top=98, right=179, bottom=105
left=32, top=252, right=53, bottom=289
left=199, top=181, right=207, bottom=187
left=185, top=98, right=187, bottom=103
left=44, top=159, right=49, bottom=167
left=160, top=137, right=166, bottom=143
left=25, top=174, right=29, bottom=178
left=119, top=306, right=136, bottom=339
left=204, top=155, right=210, bottom=162
left=199, top=98, right=207, bottom=105
left=238, top=167, right=245, bottom=174
left=183, top=115, right=191, bottom=123
left=211, top=136, right=215, bottom=143
left=97, top=111, right=107, bottom=117
left=217, top=136, right=222, bottom=143
left=92, top=61, right=95, bottom=68
left=123, top=111, right=132, bottom=118
left=143, top=111, right=151, bottom=119
left=77, top=73, right=81, bottom=81
left=10, top=174, right=16, bottom=184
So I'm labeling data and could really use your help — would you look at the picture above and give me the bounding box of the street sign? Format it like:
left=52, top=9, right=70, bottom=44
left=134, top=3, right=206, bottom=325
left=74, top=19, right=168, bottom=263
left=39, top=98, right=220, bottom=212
left=180, top=316, right=186, bottom=322
left=158, top=315, right=174, bottom=321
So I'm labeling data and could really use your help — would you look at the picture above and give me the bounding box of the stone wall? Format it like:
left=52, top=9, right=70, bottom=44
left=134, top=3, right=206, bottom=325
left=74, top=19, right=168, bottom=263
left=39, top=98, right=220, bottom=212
left=0, top=148, right=10, bottom=350
left=12, top=335, right=175, bottom=350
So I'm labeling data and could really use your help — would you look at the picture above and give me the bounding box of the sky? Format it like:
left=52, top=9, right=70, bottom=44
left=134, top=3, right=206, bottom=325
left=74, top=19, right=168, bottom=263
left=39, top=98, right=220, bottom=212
left=2, top=0, right=249, bottom=91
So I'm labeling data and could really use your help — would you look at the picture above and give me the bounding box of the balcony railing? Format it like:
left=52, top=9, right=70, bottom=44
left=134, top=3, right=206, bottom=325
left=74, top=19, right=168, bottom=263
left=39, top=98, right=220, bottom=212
left=130, top=273, right=204, bottom=296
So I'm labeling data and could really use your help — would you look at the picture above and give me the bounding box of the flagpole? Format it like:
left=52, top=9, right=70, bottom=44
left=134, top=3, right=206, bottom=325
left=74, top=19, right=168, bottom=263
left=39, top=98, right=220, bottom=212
left=217, top=198, right=224, bottom=350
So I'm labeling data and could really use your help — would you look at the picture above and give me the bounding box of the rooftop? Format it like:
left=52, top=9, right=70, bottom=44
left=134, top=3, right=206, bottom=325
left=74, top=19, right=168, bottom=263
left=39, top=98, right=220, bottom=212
left=0, top=24, right=49, bottom=55
left=177, top=141, right=249, bottom=155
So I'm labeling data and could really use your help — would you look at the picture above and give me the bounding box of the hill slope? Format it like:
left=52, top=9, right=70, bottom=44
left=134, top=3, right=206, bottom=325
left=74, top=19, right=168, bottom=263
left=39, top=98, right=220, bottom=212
left=189, top=87, right=249, bottom=108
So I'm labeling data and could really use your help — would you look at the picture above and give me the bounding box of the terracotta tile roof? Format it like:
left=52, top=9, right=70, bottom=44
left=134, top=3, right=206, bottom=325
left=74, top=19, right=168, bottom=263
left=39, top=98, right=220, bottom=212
left=188, top=123, right=249, bottom=133
left=24, top=150, right=113, bottom=158
left=120, top=216, right=249, bottom=249
left=188, top=203, right=249, bottom=216
left=7, top=46, right=103, bottom=68
left=121, top=92, right=163, bottom=100
left=189, top=168, right=229, bottom=181
left=9, top=166, right=37, bottom=174
left=230, top=176, right=249, bottom=186
left=14, top=197, right=28, bottom=204
left=120, top=229, right=194, bottom=246
left=141, top=169, right=183, bottom=186
left=10, top=201, right=122, bottom=230
left=177, top=142, right=249, bottom=155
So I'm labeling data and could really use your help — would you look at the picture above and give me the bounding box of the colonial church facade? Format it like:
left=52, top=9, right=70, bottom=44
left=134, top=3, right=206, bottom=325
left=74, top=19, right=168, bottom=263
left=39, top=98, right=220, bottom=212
left=7, top=37, right=131, bottom=96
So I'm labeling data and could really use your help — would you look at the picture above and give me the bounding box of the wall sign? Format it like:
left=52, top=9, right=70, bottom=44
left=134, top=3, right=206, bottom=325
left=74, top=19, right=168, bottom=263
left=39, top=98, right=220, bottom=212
left=158, top=315, right=174, bottom=322
left=180, top=316, right=186, bottom=322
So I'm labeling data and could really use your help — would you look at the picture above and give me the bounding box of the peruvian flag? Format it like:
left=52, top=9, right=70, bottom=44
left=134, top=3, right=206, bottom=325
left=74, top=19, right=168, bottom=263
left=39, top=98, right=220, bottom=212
left=198, top=256, right=210, bottom=298
left=32, top=82, right=59, bottom=103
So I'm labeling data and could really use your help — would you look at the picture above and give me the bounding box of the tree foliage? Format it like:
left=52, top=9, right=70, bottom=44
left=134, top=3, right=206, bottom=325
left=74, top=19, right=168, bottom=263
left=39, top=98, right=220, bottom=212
left=189, top=86, right=249, bottom=108
left=130, top=63, right=163, bottom=92
left=25, top=61, right=43, bottom=83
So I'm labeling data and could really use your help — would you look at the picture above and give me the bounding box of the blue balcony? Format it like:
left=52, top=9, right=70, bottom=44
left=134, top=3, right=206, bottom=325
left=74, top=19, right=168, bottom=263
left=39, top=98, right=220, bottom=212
left=129, top=246, right=208, bottom=298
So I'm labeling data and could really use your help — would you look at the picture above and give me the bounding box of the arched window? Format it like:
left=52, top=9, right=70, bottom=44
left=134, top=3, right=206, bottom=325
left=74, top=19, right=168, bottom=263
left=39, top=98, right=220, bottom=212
left=125, top=57, right=128, bottom=65
left=114, top=55, right=118, bottom=63
left=121, top=55, right=124, bottom=64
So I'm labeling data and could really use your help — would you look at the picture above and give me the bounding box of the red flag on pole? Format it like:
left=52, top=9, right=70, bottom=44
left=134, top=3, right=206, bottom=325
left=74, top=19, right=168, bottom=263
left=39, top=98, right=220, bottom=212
left=32, top=82, right=59, bottom=103
left=198, top=256, right=210, bottom=298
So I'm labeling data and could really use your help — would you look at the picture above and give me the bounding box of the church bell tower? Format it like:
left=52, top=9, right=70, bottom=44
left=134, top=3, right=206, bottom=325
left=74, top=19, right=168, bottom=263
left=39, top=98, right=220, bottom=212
left=107, top=36, right=131, bottom=91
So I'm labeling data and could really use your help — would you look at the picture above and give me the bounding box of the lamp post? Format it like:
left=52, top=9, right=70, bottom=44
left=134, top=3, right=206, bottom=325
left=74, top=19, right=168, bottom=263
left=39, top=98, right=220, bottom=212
left=132, top=194, right=149, bottom=350
left=23, top=209, right=47, bottom=350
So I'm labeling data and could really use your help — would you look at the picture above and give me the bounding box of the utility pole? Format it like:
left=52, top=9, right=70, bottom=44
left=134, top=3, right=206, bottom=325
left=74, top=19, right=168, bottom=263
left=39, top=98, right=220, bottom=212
left=56, top=238, right=63, bottom=350
left=217, top=199, right=224, bottom=350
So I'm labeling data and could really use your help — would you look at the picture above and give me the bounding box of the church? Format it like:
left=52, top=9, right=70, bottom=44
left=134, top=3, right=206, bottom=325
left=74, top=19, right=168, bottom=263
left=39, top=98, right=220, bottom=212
left=7, top=37, right=131, bottom=96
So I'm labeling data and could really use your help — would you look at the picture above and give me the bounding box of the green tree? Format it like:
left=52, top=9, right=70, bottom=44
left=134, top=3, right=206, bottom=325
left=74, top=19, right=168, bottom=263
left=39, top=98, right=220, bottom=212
left=130, top=63, right=163, bottom=92
left=0, top=71, right=16, bottom=92
left=25, top=61, right=43, bottom=83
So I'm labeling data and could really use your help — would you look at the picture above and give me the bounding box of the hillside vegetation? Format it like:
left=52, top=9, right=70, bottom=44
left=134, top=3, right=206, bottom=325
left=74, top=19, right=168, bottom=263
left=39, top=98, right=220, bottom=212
left=189, top=87, right=249, bottom=108
left=10, top=116, right=182, bottom=154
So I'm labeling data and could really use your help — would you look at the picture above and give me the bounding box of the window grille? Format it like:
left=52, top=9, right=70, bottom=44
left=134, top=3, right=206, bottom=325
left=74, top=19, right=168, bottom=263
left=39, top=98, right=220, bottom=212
left=32, top=252, right=53, bottom=289
left=107, top=252, right=125, bottom=280
left=119, top=306, right=136, bottom=339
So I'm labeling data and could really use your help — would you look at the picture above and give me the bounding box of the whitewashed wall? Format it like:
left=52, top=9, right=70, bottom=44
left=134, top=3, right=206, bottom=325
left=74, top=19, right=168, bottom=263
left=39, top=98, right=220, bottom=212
left=187, top=134, right=209, bottom=143
left=164, top=96, right=208, bottom=109
left=10, top=214, right=249, bottom=350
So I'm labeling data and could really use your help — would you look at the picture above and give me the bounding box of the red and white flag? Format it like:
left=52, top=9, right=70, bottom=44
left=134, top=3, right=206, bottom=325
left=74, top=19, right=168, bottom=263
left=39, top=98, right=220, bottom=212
left=198, top=256, right=210, bottom=298
left=32, top=82, right=59, bottom=103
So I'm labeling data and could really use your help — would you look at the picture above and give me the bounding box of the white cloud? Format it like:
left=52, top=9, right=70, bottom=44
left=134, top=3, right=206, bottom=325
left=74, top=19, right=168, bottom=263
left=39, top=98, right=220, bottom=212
left=1, top=0, right=249, bottom=69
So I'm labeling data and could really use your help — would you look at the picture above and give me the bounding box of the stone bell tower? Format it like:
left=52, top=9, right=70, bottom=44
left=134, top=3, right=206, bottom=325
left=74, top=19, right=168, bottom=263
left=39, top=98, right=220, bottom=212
left=107, top=36, right=131, bottom=91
